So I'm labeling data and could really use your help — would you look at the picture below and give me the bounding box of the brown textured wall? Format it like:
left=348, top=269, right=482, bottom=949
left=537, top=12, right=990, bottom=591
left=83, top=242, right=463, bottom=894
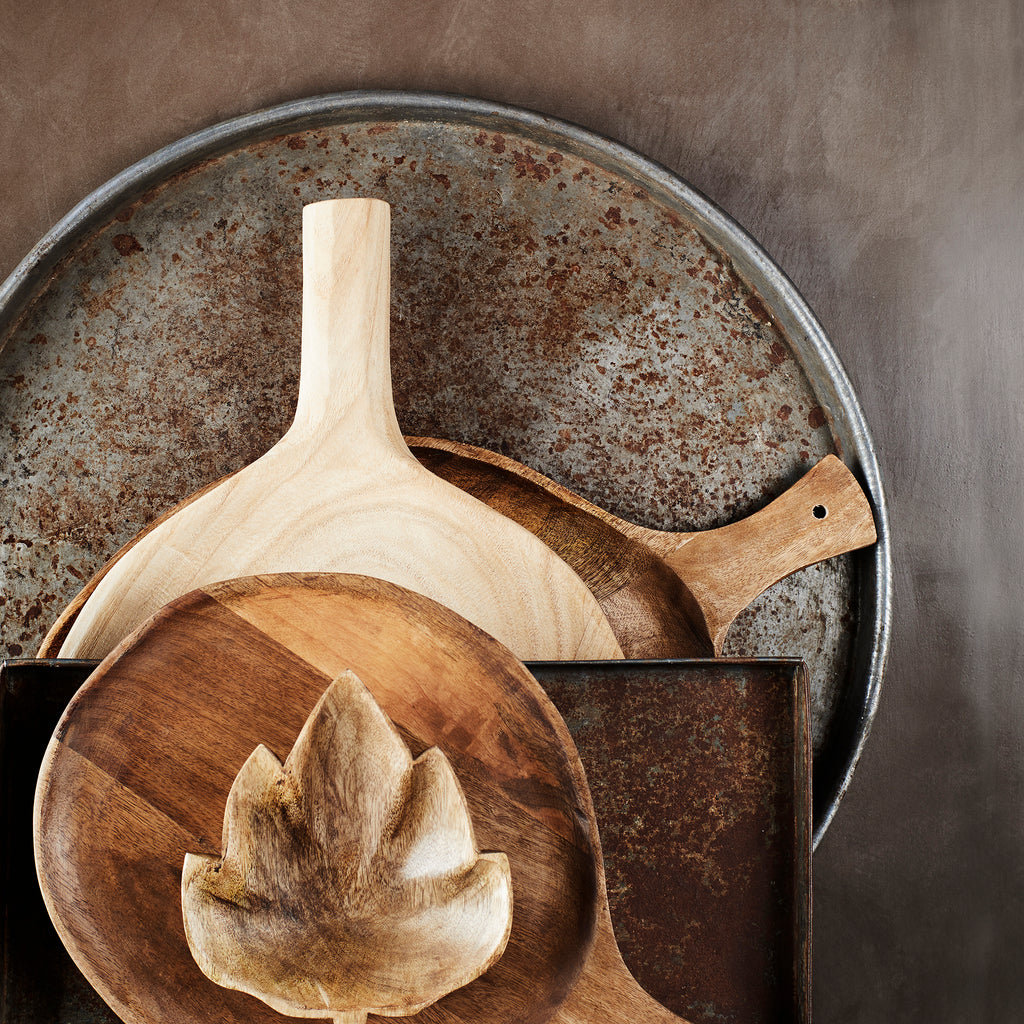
left=3, top=0, right=1023, bottom=1019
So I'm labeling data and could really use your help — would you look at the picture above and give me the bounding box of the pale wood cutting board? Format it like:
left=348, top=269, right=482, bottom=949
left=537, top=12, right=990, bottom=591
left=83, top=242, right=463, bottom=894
left=41, top=438, right=874, bottom=660
left=54, top=199, right=622, bottom=664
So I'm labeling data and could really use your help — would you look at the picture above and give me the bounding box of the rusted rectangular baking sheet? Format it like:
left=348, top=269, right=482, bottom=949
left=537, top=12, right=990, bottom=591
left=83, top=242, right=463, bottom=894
left=2, top=658, right=809, bottom=1024
left=535, top=659, right=811, bottom=1024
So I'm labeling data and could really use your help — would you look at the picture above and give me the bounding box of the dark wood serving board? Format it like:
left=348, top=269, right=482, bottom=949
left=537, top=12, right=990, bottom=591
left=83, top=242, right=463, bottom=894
left=35, top=573, right=667, bottom=1024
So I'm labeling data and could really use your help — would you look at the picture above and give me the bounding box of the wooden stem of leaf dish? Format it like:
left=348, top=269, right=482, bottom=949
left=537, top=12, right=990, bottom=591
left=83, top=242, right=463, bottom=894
left=552, top=905, right=690, bottom=1023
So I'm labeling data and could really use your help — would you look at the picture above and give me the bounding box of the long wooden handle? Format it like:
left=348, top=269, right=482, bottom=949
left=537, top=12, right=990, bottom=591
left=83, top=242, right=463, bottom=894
left=287, top=198, right=403, bottom=452
left=657, top=455, right=876, bottom=652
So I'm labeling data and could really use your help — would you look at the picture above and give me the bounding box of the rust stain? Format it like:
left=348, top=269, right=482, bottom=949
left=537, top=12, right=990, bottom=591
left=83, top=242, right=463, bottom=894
left=289, top=164, right=316, bottom=184
left=540, top=661, right=808, bottom=1024
left=22, top=598, right=44, bottom=625
left=111, top=234, right=143, bottom=257
left=602, top=206, right=623, bottom=227
left=511, top=148, right=551, bottom=182
left=745, top=292, right=771, bottom=321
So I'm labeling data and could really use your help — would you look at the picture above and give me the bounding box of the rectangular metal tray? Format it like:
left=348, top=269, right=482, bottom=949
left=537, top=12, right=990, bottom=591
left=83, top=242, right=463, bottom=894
left=2, top=657, right=809, bottom=1024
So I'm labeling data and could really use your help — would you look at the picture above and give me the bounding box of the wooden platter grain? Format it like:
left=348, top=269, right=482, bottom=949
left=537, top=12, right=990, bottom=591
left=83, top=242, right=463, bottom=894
left=34, top=573, right=685, bottom=1024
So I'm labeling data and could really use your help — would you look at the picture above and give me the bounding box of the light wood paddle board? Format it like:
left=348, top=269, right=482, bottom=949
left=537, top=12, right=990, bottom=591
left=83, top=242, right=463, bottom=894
left=54, top=199, right=622, bottom=663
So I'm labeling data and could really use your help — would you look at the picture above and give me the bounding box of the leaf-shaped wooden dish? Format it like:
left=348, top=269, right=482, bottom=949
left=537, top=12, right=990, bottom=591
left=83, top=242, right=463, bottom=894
left=183, top=670, right=513, bottom=1023
left=35, top=573, right=687, bottom=1024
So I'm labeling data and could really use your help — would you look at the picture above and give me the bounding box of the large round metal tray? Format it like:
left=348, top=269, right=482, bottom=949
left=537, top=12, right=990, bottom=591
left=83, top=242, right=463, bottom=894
left=0, top=92, right=890, bottom=845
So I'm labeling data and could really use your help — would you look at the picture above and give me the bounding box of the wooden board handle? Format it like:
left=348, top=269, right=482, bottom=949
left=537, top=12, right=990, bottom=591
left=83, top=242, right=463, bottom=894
left=658, top=455, right=877, bottom=652
left=553, top=917, right=690, bottom=1023
left=288, top=198, right=403, bottom=452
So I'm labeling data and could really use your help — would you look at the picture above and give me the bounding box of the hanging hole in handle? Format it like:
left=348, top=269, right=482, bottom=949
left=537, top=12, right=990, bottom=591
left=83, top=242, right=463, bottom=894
left=812, top=505, right=828, bottom=519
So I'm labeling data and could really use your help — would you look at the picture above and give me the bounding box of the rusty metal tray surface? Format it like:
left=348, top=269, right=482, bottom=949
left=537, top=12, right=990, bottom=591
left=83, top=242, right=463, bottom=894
left=0, top=92, right=890, bottom=843
left=2, top=657, right=810, bottom=1024
left=533, top=659, right=811, bottom=1024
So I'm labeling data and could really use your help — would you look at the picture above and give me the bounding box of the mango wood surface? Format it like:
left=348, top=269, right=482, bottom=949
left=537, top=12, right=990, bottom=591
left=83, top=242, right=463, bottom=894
left=411, top=439, right=877, bottom=657
left=39, top=439, right=874, bottom=661
left=34, top=573, right=690, bottom=1024
left=183, top=670, right=513, bottom=1023
left=54, top=199, right=622, bottom=664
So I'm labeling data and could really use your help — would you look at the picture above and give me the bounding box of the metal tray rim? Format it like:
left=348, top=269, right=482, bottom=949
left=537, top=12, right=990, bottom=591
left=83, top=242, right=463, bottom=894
left=0, top=90, right=891, bottom=848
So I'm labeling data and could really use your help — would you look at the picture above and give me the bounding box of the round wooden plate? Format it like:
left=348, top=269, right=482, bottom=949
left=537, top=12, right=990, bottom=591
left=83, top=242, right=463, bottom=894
left=34, top=573, right=603, bottom=1024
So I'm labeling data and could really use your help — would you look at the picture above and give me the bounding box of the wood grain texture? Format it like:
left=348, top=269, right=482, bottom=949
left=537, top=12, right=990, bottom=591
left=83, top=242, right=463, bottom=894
left=54, top=199, right=622, bottom=664
left=182, top=670, right=513, bottom=1023
left=34, top=573, right=689, bottom=1024
left=39, top=439, right=873, bottom=661
left=411, top=439, right=876, bottom=655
